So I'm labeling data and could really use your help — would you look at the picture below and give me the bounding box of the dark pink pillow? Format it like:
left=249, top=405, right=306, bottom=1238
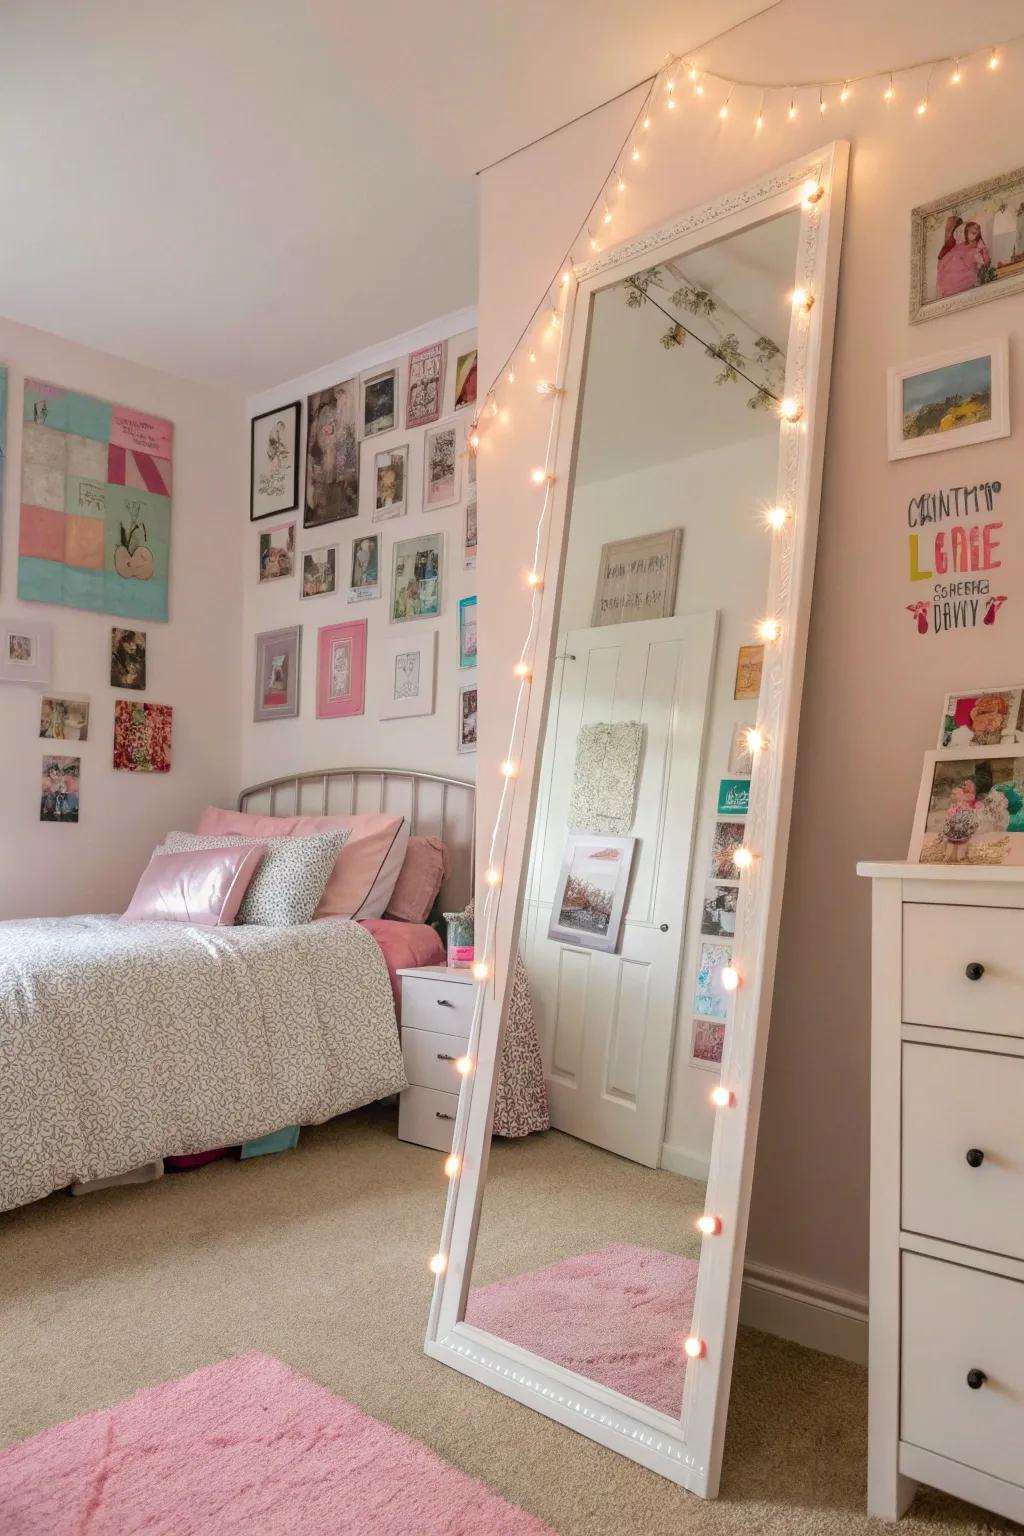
left=122, top=845, right=266, bottom=926
left=385, top=835, right=449, bottom=923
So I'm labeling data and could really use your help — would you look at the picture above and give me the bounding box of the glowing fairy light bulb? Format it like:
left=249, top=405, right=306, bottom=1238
left=818, top=89, right=827, bottom=114
left=790, top=287, right=814, bottom=311
left=755, top=110, right=764, bottom=133
left=507, top=367, right=515, bottom=384
left=603, top=205, right=613, bottom=224
left=745, top=727, right=766, bottom=755
left=694, top=80, right=704, bottom=97
left=526, top=571, right=543, bottom=589
left=883, top=75, right=894, bottom=102
left=916, top=98, right=928, bottom=116
left=802, top=179, right=825, bottom=206
left=536, top=379, right=557, bottom=396
left=455, top=1055, right=473, bottom=1076
left=530, top=466, right=552, bottom=485
left=683, top=1337, right=706, bottom=1359
left=989, top=48, right=1000, bottom=70
left=528, top=348, right=537, bottom=364
left=472, top=960, right=490, bottom=980
left=468, top=428, right=480, bottom=450
left=444, top=1154, right=461, bottom=1178
left=616, top=175, right=625, bottom=193
left=718, top=91, right=732, bottom=120
left=697, top=1215, right=722, bottom=1235
left=711, top=1085, right=735, bottom=1108
left=721, top=966, right=740, bottom=992
left=757, top=618, right=781, bottom=643
left=561, top=268, right=573, bottom=286
left=840, top=81, right=850, bottom=102
left=429, top=1253, right=447, bottom=1275
left=765, top=505, right=789, bottom=530
left=484, top=866, right=502, bottom=886
left=688, top=65, right=698, bottom=83
left=951, top=59, right=962, bottom=84
left=631, top=144, right=641, bottom=161
left=513, top=661, right=531, bottom=679
left=779, top=397, right=802, bottom=421
left=787, top=97, right=797, bottom=121
left=642, top=115, right=651, bottom=130
left=733, top=846, right=754, bottom=870
left=499, top=761, right=517, bottom=778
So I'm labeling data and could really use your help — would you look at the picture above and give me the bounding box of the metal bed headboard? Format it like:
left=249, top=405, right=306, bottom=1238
left=238, top=766, right=476, bottom=913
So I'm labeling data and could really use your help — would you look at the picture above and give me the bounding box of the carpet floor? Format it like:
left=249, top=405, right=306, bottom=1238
left=0, top=1107, right=1014, bottom=1535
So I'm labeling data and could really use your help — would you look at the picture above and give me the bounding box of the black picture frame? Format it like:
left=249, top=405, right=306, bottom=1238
left=250, top=401, right=301, bottom=522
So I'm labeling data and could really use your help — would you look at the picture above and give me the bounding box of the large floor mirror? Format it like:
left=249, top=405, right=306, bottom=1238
left=426, top=144, right=849, bottom=1499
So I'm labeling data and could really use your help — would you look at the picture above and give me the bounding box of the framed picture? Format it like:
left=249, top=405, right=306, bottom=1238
left=700, top=882, right=738, bottom=940
left=40, top=694, right=90, bottom=741
left=373, top=445, right=408, bottom=521
left=910, top=165, right=1024, bottom=323
left=40, top=754, right=80, bottom=824
left=464, top=493, right=477, bottom=569
left=887, top=340, right=1009, bottom=461
left=909, top=749, right=1024, bottom=866
left=457, top=682, right=477, bottom=754
left=939, top=687, right=1024, bottom=748
left=316, top=619, right=367, bottom=720
left=361, top=366, right=398, bottom=438
left=728, top=722, right=755, bottom=775
left=406, top=340, right=446, bottom=429
left=454, top=348, right=478, bottom=411
left=301, top=544, right=337, bottom=599
left=0, top=619, right=52, bottom=686
left=305, top=380, right=359, bottom=528
left=709, top=820, right=746, bottom=880
left=458, top=594, right=477, bottom=669
left=110, top=627, right=146, bottom=690
left=694, top=940, right=732, bottom=1021
left=547, top=833, right=636, bottom=954
left=349, top=534, right=380, bottom=603
left=250, top=401, right=300, bottom=521
left=734, top=644, right=764, bottom=701
left=253, top=625, right=301, bottom=722
left=717, top=777, right=750, bottom=816
left=691, top=1018, right=725, bottom=1071
left=380, top=630, right=436, bottom=721
left=592, top=528, right=682, bottom=627
left=423, top=419, right=462, bottom=512
left=113, top=700, right=172, bottom=772
left=391, top=531, right=443, bottom=622
left=257, top=520, right=296, bottom=582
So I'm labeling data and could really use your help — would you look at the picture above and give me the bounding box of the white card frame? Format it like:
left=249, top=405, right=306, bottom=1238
left=0, top=618, right=52, bottom=686
left=424, top=143, right=850, bottom=1500
left=886, top=338, right=1009, bottom=461
left=379, top=629, right=437, bottom=720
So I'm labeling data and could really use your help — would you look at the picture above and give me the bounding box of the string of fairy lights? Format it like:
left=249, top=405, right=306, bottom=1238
left=429, top=35, right=1020, bottom=1353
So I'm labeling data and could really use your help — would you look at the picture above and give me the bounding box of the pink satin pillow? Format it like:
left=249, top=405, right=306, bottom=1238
left=195, top=806, right=408, bottom=920
left=385, top=835, right=449, bottom=923
left=122, top=845, right=266, bottom=927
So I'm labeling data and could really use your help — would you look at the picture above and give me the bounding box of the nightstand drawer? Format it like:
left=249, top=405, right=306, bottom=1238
left=398, top=1084, right=459, bottom=1152
left=903, top=1042, right=1024, bottom=1261
left=903, top=904, right=1024, bottom=1037
left=402, top=1026, right=469, bottom=1094
left=901, top=1252, right=1024, bottom=1490
left=401, top=975, right=473, bottom=1038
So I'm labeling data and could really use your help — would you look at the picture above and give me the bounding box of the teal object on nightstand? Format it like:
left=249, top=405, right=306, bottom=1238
left=240, top=1125, right=300, bottom=1159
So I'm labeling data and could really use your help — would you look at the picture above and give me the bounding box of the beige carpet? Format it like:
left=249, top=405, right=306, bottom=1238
left=0, top=1109, right=1013, bottom=1535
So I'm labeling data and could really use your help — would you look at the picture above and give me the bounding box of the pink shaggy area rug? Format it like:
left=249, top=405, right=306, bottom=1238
left=0, top=1352, right=554, bottom=1536
left=465, top=1242, right=699, bottom=1417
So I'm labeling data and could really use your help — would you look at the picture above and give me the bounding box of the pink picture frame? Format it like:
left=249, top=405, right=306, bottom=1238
left=316, top=620, right=367, bottom=719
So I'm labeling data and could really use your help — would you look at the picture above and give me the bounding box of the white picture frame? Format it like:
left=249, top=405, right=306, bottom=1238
left=1, top=619, right=52, bottom=686
left=908, top=747, right=1024, bottom=867
left=547, top=833, right=636, bottom=953
left=423, top=418, right=463, bottom=512
left=886, top=338, right=1009, bottom=461
left=360, top=364, right=399, bottom=439
left=379, top=630, right=437, bottom=720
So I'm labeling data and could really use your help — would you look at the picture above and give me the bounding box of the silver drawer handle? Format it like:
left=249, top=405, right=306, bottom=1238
left=436, top=1052, right=457, bottom=1063
left=435, top=1111, right=456, bottom=1122
left=436, top=998, right=455, bottom=1008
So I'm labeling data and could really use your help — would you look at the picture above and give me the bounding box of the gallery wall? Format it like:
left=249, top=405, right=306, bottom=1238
left=475, top=7, right=1024, bottom=1309
left=0, top=314, right=243, bottom=918
left=240, top=308, right=479, bottom=797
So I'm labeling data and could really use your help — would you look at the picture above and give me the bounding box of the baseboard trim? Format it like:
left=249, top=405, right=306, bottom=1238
left=659, top=1142, right=711, bottom=1182
left=740, top=1261, right=868, bottom=1365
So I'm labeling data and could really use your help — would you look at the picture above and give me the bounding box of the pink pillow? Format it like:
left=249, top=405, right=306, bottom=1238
left=122, top=845, right=265, bottom=927
left=195, top=806, right=408, bottom=920
left=385, top=835, right=449, bottom=923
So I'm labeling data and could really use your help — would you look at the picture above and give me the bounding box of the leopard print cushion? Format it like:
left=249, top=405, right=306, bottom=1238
left=158, top=831, right=350, bottom=926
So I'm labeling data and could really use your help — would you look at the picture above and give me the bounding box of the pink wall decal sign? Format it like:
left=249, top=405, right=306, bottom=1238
left=903, top=477, right=1009, bottom=634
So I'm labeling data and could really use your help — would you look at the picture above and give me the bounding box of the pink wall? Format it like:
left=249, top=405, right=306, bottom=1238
left=476, top=5, right=1024, bottom=1300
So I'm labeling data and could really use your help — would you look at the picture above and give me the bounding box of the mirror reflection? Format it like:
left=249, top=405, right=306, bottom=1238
left=465, top=208, right=802, bottom=1419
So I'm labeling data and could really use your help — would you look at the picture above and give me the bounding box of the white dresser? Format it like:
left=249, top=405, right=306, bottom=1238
left=859, top=863, right=1024, bottom=1526
left=397, top=965, right=474, bottom=1152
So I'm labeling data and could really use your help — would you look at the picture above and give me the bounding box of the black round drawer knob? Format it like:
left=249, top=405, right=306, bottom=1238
left=659, top=923, right=670, bottom=933
left=965, top=962, right=985, bottom=981
left=966, top=1368, right=987, bottom=1390
left=966, top=1148, right=985, bottom=1168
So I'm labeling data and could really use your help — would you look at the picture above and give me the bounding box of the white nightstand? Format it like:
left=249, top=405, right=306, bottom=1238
left=397, top=965, right=474, bottom=1152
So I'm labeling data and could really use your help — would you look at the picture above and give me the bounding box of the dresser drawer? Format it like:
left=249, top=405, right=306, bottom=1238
left=402, top=1026, right=469, bottom=1094
left=401, top=975, right=473, bottom=1039
left=903, top=904, right=1024, bottom=1037
left=398, top=1084, right=460, bottom=1152
left=903, top=1043, right=1024, bottom=1261
left=901, top=1252, right=1024, bottom=1489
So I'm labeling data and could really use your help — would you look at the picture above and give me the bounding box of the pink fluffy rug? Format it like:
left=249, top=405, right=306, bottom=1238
left=0, top=1353, right=553, bottom=1535
left=465, top=1242, right=699, bottom=1416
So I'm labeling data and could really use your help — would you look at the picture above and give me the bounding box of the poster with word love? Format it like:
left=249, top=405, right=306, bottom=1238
left=905, top=478, right=1006, bottom=637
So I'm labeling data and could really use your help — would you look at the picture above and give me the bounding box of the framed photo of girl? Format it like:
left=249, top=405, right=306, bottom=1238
left=250, top=402, right=300, bottom=521
left=910, top=165, right=1024, bottom=323
left=908, top=748, right=1024, bottom=866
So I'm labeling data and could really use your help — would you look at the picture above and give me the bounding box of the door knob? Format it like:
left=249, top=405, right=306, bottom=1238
left=659, top=923, right=670, bottom=932
left=965, top=1148, right=985, bottom=1168
left=966, top=1368, right=987, bottom=1390
left=965, top=962, right=985, bottom=981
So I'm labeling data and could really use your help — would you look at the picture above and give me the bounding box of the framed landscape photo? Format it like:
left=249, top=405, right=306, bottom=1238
left=373, top=445, right=408, bottom=521
left=391, top=531, right=443, bottom=622
left=253, top=625, right=301, bottom=722
left=910, top=165, right=1024, bottom=323
left=592, top=528, right=681, bottom=627
left=887, top=340, right=1009, bottom=460
left=547, top=833, right=636, bottom=954
left=380, top=630, right=436, bottom=721
left=250, top=401, right=300, bottom=521
left=301, top=544, right=337, bottom=599
left=316, top=619, right=367, bottom=720
left=457, top=682, right=477, bottom=754
left=909, top=748, right=1024, bottom=866
left=361, top=366, right=398, bottom=438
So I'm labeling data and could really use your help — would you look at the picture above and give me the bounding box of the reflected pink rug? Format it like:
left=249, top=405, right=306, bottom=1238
left=466, top=1242, right=699, bottom=1416
left=0, top=1353, right=553, bottom=1535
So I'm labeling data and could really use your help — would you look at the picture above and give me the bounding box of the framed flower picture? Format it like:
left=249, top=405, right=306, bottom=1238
left=380, top=630, right=436, bottom=720
left=250, top=401, right=300, bottom=521
left=316, top=619, right=367, bottom=720
left=253, top=625, right=301, bottom=722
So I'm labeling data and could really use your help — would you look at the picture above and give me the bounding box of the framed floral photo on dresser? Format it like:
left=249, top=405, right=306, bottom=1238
left=909, top=748, right=1024, bottom=866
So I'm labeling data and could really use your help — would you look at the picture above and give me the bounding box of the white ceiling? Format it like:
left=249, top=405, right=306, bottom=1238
left=0, top=0, right=772, bottom=394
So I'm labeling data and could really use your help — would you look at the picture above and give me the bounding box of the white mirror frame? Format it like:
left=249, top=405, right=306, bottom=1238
left=425, top=141, right=850, bottom=1500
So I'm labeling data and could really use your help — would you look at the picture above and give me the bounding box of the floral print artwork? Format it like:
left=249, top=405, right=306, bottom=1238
left=113, top=699, right=172, bottom=772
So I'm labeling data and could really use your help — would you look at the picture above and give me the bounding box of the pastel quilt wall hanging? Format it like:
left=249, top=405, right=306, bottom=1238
left=18, top=379, right=172, bottom=621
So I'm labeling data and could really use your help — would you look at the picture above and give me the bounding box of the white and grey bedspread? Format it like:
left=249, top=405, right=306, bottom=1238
left=0, top=915, right=406, bottom=1214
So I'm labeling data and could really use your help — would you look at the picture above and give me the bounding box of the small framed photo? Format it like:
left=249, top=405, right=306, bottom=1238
left=709, top=820, right=746, bottom=880
left=734, top=645, right=764, bottom=701
left=373, top=445, right=408, bottom=521
left=380, top=630, right=436, bottom=721
left=694, top=941, right=732, bottom=1021
left=887, top=339, right=1009, bottom=460
left=910, top=166, right=1024, bottom=324
left=250, top=401, right=300, bottom=521
left=391, top=531, right=443, bottom=622
left=254, top=626, right=301, bottom=722
left=464, top=494, right=477, bottom=569
left=110, top=628, right=146, bottom=690
left=728, top=722, right=755, bottom=775
left=349, top=534, right=380, bottom=603
left=258, top=520, right=296, bottom=582
left=717, top=777, right=750, bottom=816
left=1, top=620, right=52, bottom=686
left=40, top=694, right=90, bottom=741
left=458, top=594, right=477, bottom=669
left=691, top=1018, right=725, bottom=1071
left=301, top=544, right=337, bottom=599
left=454, top=348, right=478, bottom=411
left=423, top=419, right=462, bottom=512
left=316, top=620, right=367, bottom=720
left=113, top=700, right=172, bottom=773
left=909, top=749, right=1024, bottom=867
left=41, top=754, right=80, bottom=824
left=458, top=682, right=477, bottom=754
left=361, top=365, right=398, bottom=438
left=700, top=882, right=738, bottom=939
left=406, top=340, right=446, bottom=429
left=592, top=529, right=682, bottom=627
left=305, top=380, right=359, bottom=528
left=548, top=834, right=636, bottom=954
left=939, top=687, right=1024, bottom=748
